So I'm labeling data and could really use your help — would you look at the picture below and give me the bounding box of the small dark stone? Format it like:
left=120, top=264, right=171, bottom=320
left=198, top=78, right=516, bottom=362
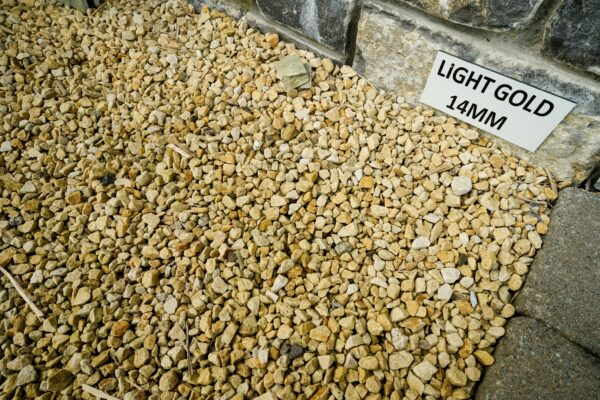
left=9, top=216, right=23, bottom=228
left=226, top=251, right=237, bottom=262
left=101, top=173, right=116, bottom=185
left=288, top=344, right=305, bottom=360
left=457, top=253, right=469, bottom=266
left=543, top=0, right=600, bottom=72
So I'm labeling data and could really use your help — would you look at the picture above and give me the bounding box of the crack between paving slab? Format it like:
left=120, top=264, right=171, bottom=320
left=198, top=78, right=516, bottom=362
left=514, top=311, right=600, bottom=361
left=473, top=311, right=600, bottom=398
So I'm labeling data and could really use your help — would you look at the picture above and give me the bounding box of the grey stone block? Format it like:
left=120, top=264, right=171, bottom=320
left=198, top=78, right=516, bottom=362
left=353, top=0, right=600, bottom=182
left=243, top=9, right=347, bottom=65
left=256, top=0, right=357, bottom=54
left=61, top=0, right=93, bottom=12
left=543, top=0, right=600, bottom=76
left=475, top=317, right=600, bottom=400
left=398, top=0, right=544, bottom=31
left=514, top=188, right=600, bottom=355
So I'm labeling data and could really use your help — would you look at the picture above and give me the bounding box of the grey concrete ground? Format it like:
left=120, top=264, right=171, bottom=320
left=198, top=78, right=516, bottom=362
left=476, top=188, right=600, bottom=400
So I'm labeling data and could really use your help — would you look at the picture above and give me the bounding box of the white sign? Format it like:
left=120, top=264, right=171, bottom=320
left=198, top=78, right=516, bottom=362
left=421, top=51, right=576, bottom=151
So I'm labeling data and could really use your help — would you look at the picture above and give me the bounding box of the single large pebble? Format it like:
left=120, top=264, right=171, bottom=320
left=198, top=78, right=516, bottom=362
left=322, top=58, right=334, bottom=73
left=412, top=237, right=430, bottom=250
left=437, top=284, right=453, bottom=301
left=0, top=141, right=12, bottom=152
left=20, top=181, right=37, bottom=194
left=447, top=368, right=467, bottom=386
left=271, top=275, right=288, bottom=292
left=122, top=31, right=136, bottom=41
left=132, top=13, right=144, bottom=25
left=441, top=268, right=461, bottom=284
left=413, top=360, right=437, bottom=381
left=345, top=334, right=364, bottom=350
left=451, top=176, right=473, bottom=196
left=338, top=223, right=358, bottom=237
left=258, top=348, right=269, bottom=364
left=446, top=332, right=464, bottom=348
left=318, top=355, right=334, bottom=369
left=277, top=324, right=293, bottom=340
left=212, top=276, right=229, bottom=294
left=474, top=350, right=495, bottom=366
left=166, top=54, right=178, bottom=66
left=389, top=351, right=413, bottom=370
left=142, top=270, right=159, bottom=288
left=309, top=325, right=331, bottom=342
left=72, top=287, right=91, bottom=306
left=17, top=365, right=37, bottom=386
left=371, top=277, right=388, bottom=288
left=7, top=355, right=32, bottom=371
left=164, top=296, right=178, bottom=314
left=271, top=195, right=287, bottom=207
left=391, top=328, right=408, bottom=350
left=221, top=324, right=238, bottom=345
left=371, top=205, right=388, bottom=218
left=358, top=355, right=379, bottom=370
left=159, top=370, right=179, bottom=392
left=325, top=108, right=340, bottom=122
left=470, top=291, right=478, bottom=307
left=346, top=284, right=359, bottom=295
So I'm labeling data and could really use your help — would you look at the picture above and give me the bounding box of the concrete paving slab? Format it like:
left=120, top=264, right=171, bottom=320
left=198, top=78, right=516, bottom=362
left=476, top=317, right=600, bottom=400
left=514, top=188, right=600, bottom=355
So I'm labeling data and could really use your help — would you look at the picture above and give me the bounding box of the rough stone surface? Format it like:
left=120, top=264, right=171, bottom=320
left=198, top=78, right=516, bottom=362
left=256, top=0, right=356, bottom=53
left=60, top=0, right=88, bottom=12
left=475, top=317, right=600, bottom=400
left=60, top=0, right=100, bottom=12
left=543, top=0, right=600, bottom=75
left=398, top=0, right=544, bottom=31
left=514, top=188, right=600, bottom=355
left=243, top=9, right=346, bottom=65
left=354, top=0, right=600, bottom=182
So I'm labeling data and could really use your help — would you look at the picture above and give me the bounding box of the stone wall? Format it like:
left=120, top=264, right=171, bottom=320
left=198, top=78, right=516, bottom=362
left=199, top=0, right=600, bottom=181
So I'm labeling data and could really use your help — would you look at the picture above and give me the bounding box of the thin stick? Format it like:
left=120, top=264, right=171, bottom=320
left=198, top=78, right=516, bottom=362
left=90, top=0, right=109, bottom=16
left=544, top=168, right=557, bottom=194
left=81, top=384, right=121, bottom=400
left=425, top=163, right=453, bottom=177
left=167, top=143, right=193, bottom=159
left=0, top=266, right=44, bottom=321
left=355, top=71, right=376, bottom=91
left=516, top=195, right=548, bottom=207
left=125, top=377, right=144, bottom=391
left=0, top=25, right=15, bottom=35
left=185, top=319, right=192, bottom=375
